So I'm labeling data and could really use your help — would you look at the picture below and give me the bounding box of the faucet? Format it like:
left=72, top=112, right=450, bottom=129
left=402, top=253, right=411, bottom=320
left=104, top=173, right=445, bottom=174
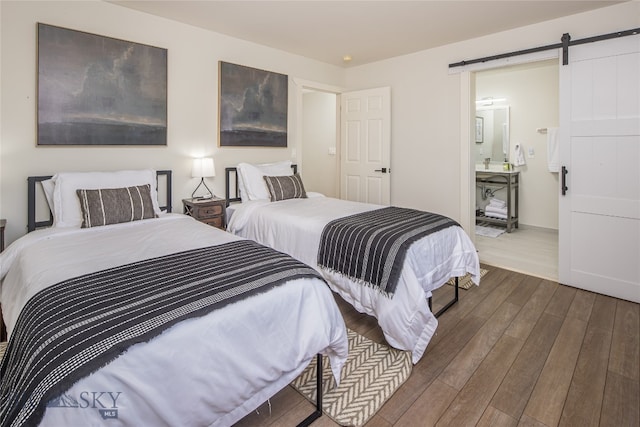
left=483, top=158, right=491, bottom=170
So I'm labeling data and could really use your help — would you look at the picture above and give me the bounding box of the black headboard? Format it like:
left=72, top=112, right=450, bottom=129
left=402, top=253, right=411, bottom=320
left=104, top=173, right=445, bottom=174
left=27, top=170, right=172, bottom=233
left=225, top=164, right=297, bottom=207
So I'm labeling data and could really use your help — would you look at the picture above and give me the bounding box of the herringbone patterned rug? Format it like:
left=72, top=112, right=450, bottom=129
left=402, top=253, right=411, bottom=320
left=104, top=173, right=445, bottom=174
left=291, top=329, right=412, bottom=426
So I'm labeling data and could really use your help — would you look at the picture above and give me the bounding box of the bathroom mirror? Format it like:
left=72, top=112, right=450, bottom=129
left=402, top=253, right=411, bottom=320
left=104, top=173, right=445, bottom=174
left=475, top=105, right=510, bottom=164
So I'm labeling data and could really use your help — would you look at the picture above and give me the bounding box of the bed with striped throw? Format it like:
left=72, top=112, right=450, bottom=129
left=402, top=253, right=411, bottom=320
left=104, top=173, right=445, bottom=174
left=317, top=207, right=459, bottom=297
left=0, top=240, right=323, bottom=427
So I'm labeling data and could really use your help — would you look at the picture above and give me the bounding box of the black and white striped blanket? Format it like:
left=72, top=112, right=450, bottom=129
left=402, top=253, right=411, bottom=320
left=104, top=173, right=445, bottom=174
left=0, top=240, right=323, bottom=427
left=317, top=207, right=459, bottom=297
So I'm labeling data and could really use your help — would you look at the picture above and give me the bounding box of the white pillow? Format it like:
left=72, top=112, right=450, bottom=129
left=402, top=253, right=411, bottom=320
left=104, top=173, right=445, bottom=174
left=237, top=161, right=293, bottom=202
left=51, top=170, right=161, bottom=228
left=41, top=177, right=56, bottom=213
left=306, top=191, right=325, bottom=198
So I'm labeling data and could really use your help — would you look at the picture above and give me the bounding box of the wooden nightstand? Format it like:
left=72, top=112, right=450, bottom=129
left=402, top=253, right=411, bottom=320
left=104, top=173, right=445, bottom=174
left=183, top=198, right=226, bottom=230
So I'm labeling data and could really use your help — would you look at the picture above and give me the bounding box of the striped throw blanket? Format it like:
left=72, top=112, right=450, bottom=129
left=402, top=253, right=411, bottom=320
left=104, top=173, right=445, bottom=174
left=317, top=207, right=459, bottom=297
left=0, top=240, right=323, bottom=427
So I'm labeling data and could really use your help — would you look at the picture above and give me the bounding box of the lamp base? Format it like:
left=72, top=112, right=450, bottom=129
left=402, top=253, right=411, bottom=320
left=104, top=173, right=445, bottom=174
left=192, top=178, right=215, bottom=200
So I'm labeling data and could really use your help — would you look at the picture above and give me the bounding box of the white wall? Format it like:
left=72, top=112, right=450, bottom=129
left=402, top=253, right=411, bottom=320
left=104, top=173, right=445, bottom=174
left=476, top=60, right=559, bottom=229
left=343, top=2, right=639, bottom=226
left=301, top=91, right=337, bottom=197
left=2, top=1, right=637, bottom=245
left=0, top=0, right=344, bottom=244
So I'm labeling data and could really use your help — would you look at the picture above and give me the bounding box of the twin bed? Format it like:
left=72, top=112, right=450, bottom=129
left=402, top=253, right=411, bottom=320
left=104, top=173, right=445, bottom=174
left=225, top=161, right=481, bottom=364
left=0, top=170, right=348, bottom=427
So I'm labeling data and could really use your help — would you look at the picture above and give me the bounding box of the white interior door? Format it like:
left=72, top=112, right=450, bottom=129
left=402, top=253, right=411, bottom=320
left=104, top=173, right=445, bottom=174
left=340, top=87, right=391, bottom=204
left=559, top=35, right=640, bottom=303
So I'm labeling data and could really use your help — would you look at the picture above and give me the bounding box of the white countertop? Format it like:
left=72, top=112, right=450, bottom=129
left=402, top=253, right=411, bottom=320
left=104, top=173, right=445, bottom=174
left=476, top=165, right=519, bottom=174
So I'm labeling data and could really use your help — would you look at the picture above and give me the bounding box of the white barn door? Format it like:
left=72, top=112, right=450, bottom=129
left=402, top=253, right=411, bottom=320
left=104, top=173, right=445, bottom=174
left=340, top=87, right=391, bottom=204
left=559, top=35, right=640, bottom=303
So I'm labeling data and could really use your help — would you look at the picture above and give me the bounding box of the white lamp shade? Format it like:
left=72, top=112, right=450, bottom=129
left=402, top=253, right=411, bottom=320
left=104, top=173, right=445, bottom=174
left=192, top=158, right=215, bottom=178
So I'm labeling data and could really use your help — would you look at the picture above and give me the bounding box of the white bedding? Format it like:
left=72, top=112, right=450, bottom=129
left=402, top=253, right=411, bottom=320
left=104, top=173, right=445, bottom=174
left=0, top=214, right=348, bottom=427
left=227, top=197, right=480, bottom=363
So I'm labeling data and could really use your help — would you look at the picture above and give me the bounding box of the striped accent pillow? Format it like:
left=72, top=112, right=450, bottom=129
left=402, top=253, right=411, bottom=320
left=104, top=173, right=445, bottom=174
left=76, top=184, right=158, bottom=228
left=263, top=173, right=307, bottom=202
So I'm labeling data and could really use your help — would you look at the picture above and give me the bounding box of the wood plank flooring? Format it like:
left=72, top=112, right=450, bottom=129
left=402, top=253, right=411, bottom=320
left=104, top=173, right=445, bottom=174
left=235, top=265, right=639, bottom=427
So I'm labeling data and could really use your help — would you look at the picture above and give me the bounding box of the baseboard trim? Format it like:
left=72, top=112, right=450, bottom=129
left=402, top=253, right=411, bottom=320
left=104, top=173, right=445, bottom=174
left=516, top=223, right=558, bottom=234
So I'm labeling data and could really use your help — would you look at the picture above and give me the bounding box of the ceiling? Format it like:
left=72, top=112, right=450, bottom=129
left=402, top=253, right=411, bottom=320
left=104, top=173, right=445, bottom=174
left=111, top=1, right=624, bottom=67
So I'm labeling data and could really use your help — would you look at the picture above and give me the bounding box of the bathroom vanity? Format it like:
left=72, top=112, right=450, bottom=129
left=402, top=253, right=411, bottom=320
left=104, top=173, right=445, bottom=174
left=476, top=169, right=519, bottom=233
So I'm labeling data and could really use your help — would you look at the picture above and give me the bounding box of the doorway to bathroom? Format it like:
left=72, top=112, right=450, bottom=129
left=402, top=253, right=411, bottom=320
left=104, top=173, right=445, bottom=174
left=301, top=88, right=339, bottom=197
left=473, top=60, right=559, bottom=281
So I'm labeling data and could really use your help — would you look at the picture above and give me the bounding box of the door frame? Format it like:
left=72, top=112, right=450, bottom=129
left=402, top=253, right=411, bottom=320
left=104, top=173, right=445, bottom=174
left=456, top=50, right=560, bottom=240
left=293, top=78, right=344, bottom=196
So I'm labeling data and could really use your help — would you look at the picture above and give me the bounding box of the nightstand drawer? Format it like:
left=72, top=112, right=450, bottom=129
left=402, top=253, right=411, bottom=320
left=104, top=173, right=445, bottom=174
left=194, top=205, right=223, bottom=218
left=200, top=216, right=224, bottom=228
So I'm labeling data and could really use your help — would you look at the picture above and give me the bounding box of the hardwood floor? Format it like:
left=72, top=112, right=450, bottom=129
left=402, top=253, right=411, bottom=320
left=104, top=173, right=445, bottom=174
left=236, top=265, right=639, bottom=427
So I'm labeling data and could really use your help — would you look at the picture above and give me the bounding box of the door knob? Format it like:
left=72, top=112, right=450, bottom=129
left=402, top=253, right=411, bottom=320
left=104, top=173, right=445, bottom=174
left=374, top=168, right=388, bottom=173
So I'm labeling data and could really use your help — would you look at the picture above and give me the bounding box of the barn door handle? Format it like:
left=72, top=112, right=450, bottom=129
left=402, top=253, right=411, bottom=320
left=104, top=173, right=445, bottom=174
left=561, top=166, right=568, bottom=195
left=374, top=168, right=388, bottom=173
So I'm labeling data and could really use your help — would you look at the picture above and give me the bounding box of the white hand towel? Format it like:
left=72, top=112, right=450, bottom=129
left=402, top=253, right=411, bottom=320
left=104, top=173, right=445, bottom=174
left=485, top=211, right=508, bottom=220
left=513, top=144, right=526, bottom=167
left=547, top=127, right=560, bottom=172
left=485, top=205, right=508, bottom=215
left=489, top=198, right=506, bottom=208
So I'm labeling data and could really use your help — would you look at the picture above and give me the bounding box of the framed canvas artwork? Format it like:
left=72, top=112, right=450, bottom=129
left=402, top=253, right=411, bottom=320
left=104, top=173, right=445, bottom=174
left=37, top=23, right=167, bottom=146
left=218, top=61, right=288, bottom=147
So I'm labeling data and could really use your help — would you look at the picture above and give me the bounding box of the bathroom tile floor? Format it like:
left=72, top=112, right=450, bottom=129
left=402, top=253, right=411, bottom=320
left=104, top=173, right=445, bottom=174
left=474, top=224, right=558, bottom=281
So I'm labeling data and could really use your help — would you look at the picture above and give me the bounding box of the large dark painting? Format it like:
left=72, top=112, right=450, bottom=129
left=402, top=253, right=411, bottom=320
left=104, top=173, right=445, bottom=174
left=37, top=23, right=167, bottom=146
left=219, top=61, right=287, bottom=147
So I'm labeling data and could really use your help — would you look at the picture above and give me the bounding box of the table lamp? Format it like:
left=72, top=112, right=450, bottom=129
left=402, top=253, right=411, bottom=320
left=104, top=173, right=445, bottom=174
left=191, top=157, right=215, bottom=199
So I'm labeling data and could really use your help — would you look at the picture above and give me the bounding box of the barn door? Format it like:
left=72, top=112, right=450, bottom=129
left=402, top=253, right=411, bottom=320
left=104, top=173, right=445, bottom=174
left=558, top=35, right=640, bottom=302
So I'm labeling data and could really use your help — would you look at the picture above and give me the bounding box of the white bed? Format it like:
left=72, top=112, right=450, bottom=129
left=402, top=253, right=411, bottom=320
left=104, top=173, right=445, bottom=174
left=225, top=162, right=480, bottom=364
left=0, top=170, right=348, bottom=427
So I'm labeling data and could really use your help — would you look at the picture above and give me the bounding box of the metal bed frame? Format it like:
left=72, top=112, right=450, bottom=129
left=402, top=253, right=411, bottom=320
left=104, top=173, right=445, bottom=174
left=224, top=166, right=459, bottom=318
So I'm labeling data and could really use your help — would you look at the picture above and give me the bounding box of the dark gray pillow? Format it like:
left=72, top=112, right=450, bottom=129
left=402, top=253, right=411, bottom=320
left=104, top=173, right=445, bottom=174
left=77, top=184, right=157, bottom=228
left=263, top=173, right=307, bottom=202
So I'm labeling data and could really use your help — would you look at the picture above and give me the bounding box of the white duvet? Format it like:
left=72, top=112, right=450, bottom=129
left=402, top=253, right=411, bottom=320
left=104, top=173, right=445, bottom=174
left=0, top=214, right=348, bottom=427
left=227, top=197, right=480, bottom=364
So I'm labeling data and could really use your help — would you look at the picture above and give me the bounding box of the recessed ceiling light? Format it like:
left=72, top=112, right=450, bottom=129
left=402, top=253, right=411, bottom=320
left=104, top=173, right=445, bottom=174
left=342, top=55, right=352, bottom=62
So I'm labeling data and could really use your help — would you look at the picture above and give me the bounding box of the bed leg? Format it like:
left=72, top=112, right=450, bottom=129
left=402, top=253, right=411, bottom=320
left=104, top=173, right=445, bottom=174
left=434, top=277, right=459, bottom=318
left=297, top=353, right=323, bottom=427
